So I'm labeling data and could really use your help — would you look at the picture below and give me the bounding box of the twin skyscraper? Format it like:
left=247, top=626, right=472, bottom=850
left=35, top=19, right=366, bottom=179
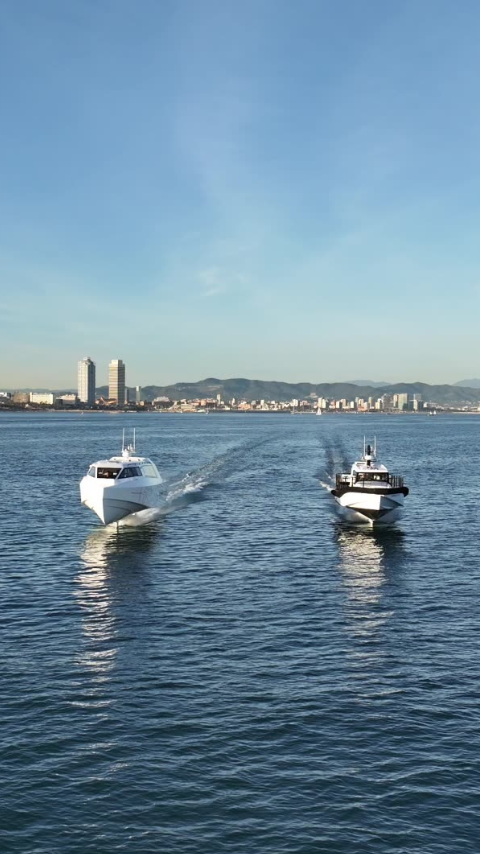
left=78, top=357, right=126, bottom=405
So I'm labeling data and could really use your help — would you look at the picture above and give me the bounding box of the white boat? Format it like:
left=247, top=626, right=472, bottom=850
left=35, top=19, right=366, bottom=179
left=330, top=439, right=408, bottom=526
left=80, top=431, right=163, bottom=525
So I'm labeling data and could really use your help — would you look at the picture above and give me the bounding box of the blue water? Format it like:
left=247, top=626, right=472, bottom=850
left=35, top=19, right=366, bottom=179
left=1, top=412, right=479, bottom=853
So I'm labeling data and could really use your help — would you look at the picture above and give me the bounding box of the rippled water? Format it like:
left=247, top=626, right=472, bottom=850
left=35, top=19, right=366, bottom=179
left=2, top=412, right=480, bottom=853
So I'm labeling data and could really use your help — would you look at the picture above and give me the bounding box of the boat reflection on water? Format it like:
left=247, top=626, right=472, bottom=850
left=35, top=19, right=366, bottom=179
left=335, top=524, right=407, bottom=695
left=80, top=519, right=160, bottom=572
left=335, top=522, right=406, bottom=641
left=74, top=523, right=160, bottom=680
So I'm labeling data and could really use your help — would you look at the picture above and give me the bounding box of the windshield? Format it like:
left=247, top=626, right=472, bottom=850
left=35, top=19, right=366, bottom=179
left=141, top=464, right=158, bottom=478
left=117, top=467, right=142, bottom=479
left=96, top=467, right=120, bottom=479
left=356, top=473, right=388, bottom=482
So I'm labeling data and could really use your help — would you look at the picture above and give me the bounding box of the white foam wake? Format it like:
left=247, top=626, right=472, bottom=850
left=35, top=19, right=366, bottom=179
left=319, top=478, right=333, bottom=492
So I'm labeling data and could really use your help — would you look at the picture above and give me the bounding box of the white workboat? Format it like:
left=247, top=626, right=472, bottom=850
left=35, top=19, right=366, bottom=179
left=331, top=439, right=408, bottom=526
left=80, top=431, right=163, bottom=525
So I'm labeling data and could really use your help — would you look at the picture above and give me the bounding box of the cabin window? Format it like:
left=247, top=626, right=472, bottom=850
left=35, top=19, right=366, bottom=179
left=88, top=466, right=95, bottom=477
left=117, top=466, right=141, bottom=479
left=356, top=472, right=388, bottom=483
left=96, top=467, right=120, bottom=479
left=141, top=464, right=157, bottom=478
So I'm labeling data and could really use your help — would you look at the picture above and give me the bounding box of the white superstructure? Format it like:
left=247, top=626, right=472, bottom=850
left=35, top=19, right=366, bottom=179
left=80, top=431, right=162, bottom=525
left=331, top=439, right=408, bottom=526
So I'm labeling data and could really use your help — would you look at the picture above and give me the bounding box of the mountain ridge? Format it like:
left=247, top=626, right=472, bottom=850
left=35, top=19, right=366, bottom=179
left=455, top=379, right=480, bottom=388
left=5, top=378, right=480, bottom=404
left=93, top=378, right=480, bottom=404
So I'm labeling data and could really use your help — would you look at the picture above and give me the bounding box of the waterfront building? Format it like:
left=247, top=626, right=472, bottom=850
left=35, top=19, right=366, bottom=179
left=413, top=393, right=423, bottom=408
left=381, top=394, right=394, bottom=410
left=153, top=396, right=172, bottom=409
left=135, top=386, right=142, bottom=403
left=78, top=357, right=96, bottom=405
left=397, top=393, right=409, bottom=411
left=109, top=359, right=126, bottom=404
left=30, top=392, right=54, bottom=405
left=56, top=393, right=78, bottom=407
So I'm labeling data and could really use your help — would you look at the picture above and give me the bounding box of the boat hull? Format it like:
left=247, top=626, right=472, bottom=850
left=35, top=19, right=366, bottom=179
left=332, top=489, right=405, bottom=526
left=80, top=477, right=162, bottom=525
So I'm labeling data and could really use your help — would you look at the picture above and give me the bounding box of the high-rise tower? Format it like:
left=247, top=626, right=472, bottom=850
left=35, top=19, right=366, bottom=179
left=78, top=357, right=96, bottom=405
left=109, top=359, right=126, bottom=404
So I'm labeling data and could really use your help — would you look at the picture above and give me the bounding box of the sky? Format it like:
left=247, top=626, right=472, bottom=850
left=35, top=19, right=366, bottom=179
left=1, top=0, right=480, bottom=388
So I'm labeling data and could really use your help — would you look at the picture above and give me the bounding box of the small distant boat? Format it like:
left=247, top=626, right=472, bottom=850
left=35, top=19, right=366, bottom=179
left=429, top=409, right=437, bottom=416
left=330, top=439, right=408, bottom=526
left=80, top=430, right=163, bottom=525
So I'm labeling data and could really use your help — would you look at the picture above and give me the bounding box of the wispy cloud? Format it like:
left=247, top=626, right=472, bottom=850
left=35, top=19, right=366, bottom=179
left=198, top=266, right=227, bottom=298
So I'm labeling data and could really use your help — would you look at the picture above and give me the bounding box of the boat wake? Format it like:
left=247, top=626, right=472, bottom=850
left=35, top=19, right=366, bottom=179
left=116, top=435, right=274, bottom=528
left=115, top=476, right=208, bottom=528
left=165, top=472, right=209, bottom=504
left=119, top=507, right=165, bottom=526
left=317, top=436, right=351, bottom=493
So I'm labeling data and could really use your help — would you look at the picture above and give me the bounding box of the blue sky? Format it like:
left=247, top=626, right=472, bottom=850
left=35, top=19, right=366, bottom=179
left=1, top=0, right=479, bottom=387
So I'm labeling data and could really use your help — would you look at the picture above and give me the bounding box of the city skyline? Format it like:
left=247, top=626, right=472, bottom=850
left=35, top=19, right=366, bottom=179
left=4, top=359, right=480, bottom=397
left=2, top=2, right=480, bottom=386
left=3, top=378, right=480, bottom=411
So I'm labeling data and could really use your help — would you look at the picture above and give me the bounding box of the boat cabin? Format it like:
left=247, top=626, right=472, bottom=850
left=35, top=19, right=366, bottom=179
left=87, top=458, right=159, bottom=480
left=335, top=441, right=404, bottom=490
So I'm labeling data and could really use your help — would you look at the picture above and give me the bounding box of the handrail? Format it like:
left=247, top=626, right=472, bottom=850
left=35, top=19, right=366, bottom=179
left=335, top=473, right=404, bottom=489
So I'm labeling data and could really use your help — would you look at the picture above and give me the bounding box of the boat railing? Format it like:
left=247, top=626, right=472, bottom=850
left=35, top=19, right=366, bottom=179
left=388, top=474, right=404, bottom=488
left=335, top=473, right=404, bottom=489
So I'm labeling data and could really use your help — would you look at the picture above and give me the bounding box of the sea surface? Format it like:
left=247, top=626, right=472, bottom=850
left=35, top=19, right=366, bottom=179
left=1, top=412, right=479, bottom=853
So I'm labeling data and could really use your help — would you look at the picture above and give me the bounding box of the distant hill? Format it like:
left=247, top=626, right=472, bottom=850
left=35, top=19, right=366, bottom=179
left=95, top=377, right=480, bottom=405
left=346, top=380, right=390, bottom=388
left=455, top=379, right=480, bottom=388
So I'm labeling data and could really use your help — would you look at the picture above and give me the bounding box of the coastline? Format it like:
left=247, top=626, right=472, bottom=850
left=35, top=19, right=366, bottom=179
left=1, top=408, right=479, bottom=416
